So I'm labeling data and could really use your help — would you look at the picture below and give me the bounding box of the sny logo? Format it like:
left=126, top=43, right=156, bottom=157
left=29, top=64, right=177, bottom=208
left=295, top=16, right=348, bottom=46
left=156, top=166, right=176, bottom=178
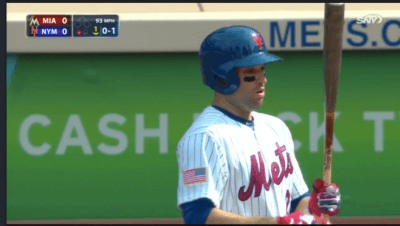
left=356, top=14, right=383, bottom=25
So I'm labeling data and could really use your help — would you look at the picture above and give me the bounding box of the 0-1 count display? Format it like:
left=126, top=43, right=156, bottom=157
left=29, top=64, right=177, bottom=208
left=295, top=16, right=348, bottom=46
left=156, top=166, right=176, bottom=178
left=73, top=15, right=119, bottom=38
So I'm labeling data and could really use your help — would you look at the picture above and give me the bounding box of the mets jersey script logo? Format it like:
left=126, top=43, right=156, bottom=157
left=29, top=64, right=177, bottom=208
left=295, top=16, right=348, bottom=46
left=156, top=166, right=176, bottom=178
left=177, top=106, right=309, bottom=217
left=238, top=142, right=293, bottom=202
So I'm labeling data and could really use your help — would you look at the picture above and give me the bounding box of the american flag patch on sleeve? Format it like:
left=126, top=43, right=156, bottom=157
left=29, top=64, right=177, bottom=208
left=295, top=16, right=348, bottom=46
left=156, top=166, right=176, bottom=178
left=184, top=167, right=207, bottom=186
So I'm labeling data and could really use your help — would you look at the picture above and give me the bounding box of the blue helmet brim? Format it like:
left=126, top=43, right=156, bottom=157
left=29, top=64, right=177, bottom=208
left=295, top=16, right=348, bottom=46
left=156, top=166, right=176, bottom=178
left=235, top=52, right=282, bottom=69
left=218, top=52, right=282, bottom=78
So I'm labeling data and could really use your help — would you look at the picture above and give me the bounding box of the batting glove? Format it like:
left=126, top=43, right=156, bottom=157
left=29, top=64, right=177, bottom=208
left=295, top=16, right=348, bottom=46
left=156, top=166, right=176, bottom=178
left=309, top=179, right=341, bottom=217
left=277, top=211, right=329, bottom=225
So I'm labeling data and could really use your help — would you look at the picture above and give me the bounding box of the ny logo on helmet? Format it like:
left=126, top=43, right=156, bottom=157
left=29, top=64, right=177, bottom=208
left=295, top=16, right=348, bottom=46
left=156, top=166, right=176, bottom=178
left=252, top=33, right=263, bottom=50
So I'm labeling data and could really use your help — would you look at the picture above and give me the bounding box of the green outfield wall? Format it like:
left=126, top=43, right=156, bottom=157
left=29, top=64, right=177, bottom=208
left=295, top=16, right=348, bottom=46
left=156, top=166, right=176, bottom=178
left=6, top=51, right=400, bottom=221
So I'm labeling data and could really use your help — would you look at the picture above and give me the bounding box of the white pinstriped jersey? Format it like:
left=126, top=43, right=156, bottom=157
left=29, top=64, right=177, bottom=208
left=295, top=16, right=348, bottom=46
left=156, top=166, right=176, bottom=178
left=176, top=106, right=309, bottom=217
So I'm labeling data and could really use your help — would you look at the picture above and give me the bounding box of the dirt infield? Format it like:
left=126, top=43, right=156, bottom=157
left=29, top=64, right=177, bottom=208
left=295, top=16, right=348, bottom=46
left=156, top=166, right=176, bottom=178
left=7, top=217, right=400, bottom=224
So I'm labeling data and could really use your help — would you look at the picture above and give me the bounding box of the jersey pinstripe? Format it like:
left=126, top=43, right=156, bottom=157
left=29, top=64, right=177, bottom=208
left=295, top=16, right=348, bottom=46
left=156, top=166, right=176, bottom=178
left=177, top=106, right=309, bottom=217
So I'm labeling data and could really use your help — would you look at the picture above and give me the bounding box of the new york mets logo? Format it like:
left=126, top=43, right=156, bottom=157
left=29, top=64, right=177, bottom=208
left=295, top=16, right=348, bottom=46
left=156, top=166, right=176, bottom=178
left=252, top=33, right=263, bottom=50
left=238, top=142, right=293, bottom=201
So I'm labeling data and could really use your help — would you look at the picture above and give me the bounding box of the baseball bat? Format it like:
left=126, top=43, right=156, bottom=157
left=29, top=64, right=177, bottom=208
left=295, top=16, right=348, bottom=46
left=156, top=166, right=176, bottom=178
left=322, top=3, right=344, bottom=223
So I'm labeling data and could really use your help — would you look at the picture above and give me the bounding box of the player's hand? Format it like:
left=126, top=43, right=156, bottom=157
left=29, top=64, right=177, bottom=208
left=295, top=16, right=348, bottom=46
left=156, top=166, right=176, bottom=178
left=309, top=179, right=341, bottom=217
left=277, top=211, right=329, bottom=224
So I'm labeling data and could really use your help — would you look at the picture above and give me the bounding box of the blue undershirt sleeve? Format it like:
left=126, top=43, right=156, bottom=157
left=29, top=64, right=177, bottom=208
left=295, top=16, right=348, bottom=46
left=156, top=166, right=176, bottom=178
left=181, top=198, right=216, bottom=225
left=290, top=192, right=311, bottom=214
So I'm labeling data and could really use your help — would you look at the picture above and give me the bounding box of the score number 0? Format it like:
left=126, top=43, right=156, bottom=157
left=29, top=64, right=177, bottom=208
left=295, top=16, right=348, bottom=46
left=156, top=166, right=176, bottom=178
left=61, top=17, right=68, bottom=35
left=62, top=17, right=68, bottom=24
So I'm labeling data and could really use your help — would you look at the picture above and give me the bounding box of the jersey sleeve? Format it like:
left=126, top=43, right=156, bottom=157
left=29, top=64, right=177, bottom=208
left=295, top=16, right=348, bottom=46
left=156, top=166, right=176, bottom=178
left=176, top=133, right=229, bottom=210
left=280, top=121, right=309, bottom=200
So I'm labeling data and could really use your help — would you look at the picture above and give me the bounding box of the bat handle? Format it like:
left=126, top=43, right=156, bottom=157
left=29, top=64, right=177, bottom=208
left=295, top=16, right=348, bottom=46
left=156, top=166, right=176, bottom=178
left=322, top=111, right=336, bottom=224
left=323, top=112, right=335, bottom=186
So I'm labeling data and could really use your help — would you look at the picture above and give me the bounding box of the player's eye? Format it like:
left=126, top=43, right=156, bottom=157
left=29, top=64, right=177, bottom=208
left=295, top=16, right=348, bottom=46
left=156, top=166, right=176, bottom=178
left=243, top=76, right=256, bottom=82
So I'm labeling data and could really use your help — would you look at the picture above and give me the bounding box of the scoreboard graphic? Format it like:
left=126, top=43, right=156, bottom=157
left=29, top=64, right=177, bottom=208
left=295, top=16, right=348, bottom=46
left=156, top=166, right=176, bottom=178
left=26, top=15, right=119, bottom=38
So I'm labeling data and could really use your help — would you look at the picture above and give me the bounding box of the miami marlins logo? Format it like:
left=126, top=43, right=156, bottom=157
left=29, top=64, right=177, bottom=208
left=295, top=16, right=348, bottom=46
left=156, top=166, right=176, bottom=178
left=29, top=15, right=40, bottom=26
left=238, top=142, right=293, bottom=201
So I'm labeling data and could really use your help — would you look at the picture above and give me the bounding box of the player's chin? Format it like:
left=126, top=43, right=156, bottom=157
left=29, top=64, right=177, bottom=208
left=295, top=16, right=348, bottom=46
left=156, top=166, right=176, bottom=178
left=249, top=100, right=264, bottom=111
left=255, top=95, right=265, bottom=103
left=256, top=97, right=265, bottom=105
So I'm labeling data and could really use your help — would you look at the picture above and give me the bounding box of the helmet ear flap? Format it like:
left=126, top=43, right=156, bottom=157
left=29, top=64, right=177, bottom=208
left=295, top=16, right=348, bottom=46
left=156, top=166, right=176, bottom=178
left=214, top=75, right=228, bottom=86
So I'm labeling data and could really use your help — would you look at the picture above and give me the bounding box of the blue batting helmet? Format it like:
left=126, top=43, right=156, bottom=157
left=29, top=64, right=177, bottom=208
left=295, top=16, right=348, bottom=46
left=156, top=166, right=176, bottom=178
left=199, top=25, right=282, bottom=95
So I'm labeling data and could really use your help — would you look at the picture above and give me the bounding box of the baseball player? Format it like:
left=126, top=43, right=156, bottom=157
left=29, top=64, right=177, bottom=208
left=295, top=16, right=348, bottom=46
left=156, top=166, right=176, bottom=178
left=176, top=26, right=341, bottom=224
